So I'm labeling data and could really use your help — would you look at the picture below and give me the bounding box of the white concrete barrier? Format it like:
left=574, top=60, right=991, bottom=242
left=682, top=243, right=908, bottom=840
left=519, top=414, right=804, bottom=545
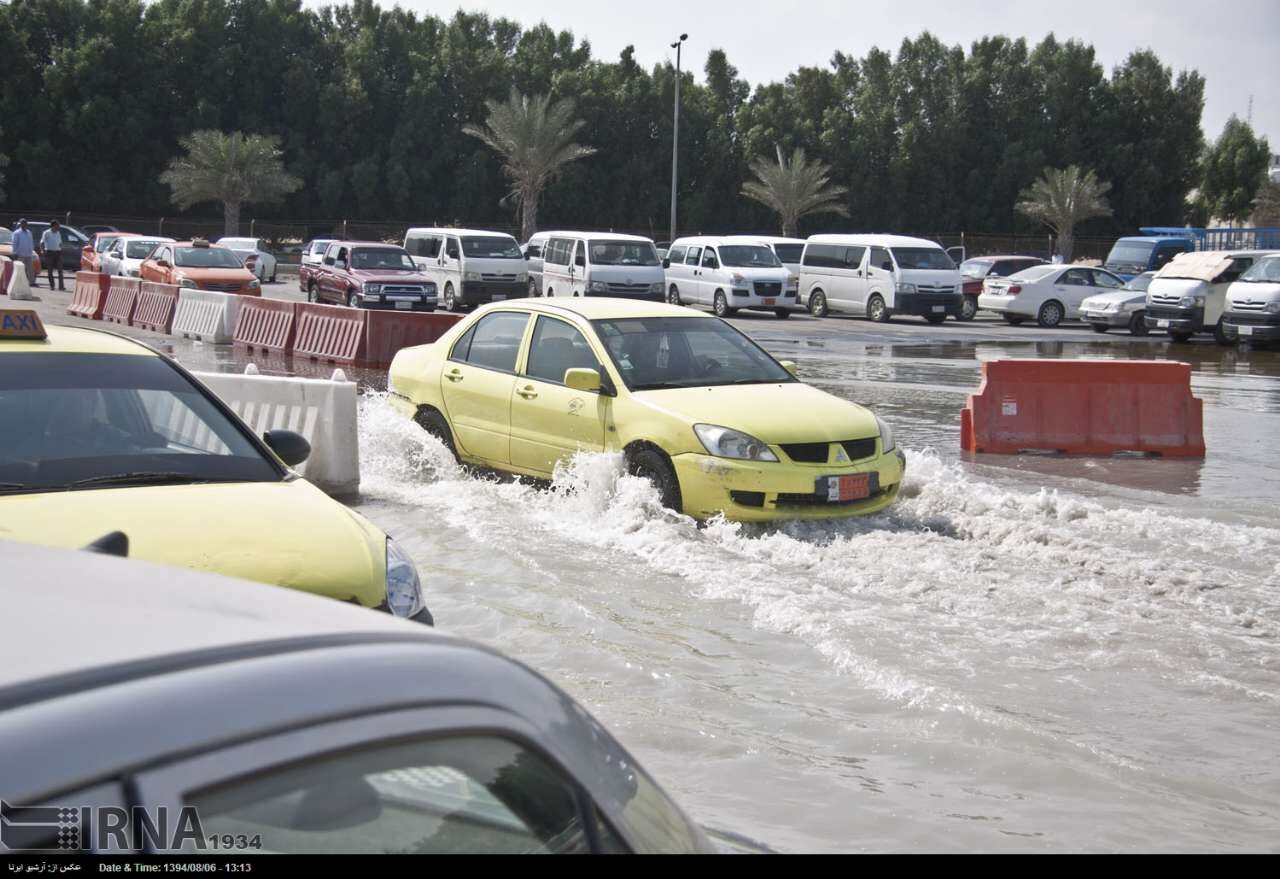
left=5, top=257, right=35, bottom=300
left=192, top=368, right=360, bottom=497
left=173, top=288, right=243, bottom=343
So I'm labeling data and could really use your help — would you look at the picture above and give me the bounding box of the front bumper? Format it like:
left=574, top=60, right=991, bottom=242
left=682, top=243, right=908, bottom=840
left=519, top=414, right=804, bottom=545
left=893, top=292, right=963, bottom=318
left=1082, top=309, right=1132, bottom=328
left=1145, top=304, right=1203, bottom=333
left=460, top=280, right=525, bottom=305
left=1222, top=312, right=1280, bottom=341
left=671, top=449, right=906, bottom=523
left=360, top=296, right=438, bottom=311
left=728, top=287, right=800, bottom=310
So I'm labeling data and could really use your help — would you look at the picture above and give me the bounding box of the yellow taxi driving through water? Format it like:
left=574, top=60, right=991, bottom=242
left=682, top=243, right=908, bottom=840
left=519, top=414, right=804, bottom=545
left=0, top=308, right=432, bottom=624
left=388, top=298, right=906, bottom=522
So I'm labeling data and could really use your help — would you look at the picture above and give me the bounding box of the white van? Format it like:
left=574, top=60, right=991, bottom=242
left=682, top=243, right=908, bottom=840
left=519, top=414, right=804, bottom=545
left=522, top=232, right=551, bottom=296
left=663, top=236, right=798, bottom=318
left=1220, top=252, right=1280, bottom=345
left=799, top=234, right=963, bottom=322
left=403, top=227, right=528, bottom=311
left=1145, top=250, right=1268, bottom=344
left=752, top=236, right=807, bottom=276
left=535, top=232, right=665, bottom=301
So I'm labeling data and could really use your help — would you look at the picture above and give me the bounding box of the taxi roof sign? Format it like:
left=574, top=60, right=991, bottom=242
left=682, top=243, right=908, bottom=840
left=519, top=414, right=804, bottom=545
left=0, top=309, right=48, bottom=340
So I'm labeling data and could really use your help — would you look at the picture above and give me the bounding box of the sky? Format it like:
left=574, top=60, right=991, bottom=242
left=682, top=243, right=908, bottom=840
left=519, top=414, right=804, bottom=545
left=379, top=0, right=1280, bottom=149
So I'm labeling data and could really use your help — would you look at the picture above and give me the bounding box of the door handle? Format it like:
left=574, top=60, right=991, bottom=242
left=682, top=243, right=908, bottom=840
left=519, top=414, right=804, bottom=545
left=517, top=385, right=538, bottom=400
left=445, top=369, right=464, bottom=383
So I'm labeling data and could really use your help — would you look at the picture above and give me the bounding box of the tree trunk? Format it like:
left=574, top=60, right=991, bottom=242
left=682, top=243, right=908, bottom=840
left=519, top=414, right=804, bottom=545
left=521, top=191, right=538, bottom=243
left=782, top=214, right=797, bottom=238
left=223, top=200, right=241, bottom=239
left=1057, top=225, right=1075, bottom=263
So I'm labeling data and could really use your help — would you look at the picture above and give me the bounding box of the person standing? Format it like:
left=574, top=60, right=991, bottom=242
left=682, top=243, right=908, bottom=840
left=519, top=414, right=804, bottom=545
left=10, top=219, right=36, bottom=287
left=39, top=220, right=67, bottom=291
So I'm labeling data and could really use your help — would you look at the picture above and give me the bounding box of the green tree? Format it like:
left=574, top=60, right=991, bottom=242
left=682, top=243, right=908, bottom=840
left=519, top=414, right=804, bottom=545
left=159, top=130, right=301, bottom=237
left=1016, top=166, right=1112, bottom=261
left=741, top=146, right=849, bottom=237
left=1200, top=117, right=1271, bottom=223
left=1253, top=180, right=1280, bottom=227
left=463, top=88, right=596, bottom=241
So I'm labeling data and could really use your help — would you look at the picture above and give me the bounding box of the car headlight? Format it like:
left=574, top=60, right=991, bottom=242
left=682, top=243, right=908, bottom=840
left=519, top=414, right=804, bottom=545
left=516, top=272, right=529, bottom=283
left=588, top=280, right=610, bottom=293
left=364, top=283, right=382, bottom=295
left=730, top=273, right=748, bottom=286
left=896, top=283, right=917, bottom=295
left=1265, top=301, right=1280, bottom=314
left=425, top=283, right=438, bottom=297
left=1179, top=295, right=1204, bottom=308
left=649, top=281, right=664, bottom=294
left=464, top=271, right=482, bottom=282
left=786, top=277, right=800, bottom=290
left=876, top=415, right=896, bottom=454
left=177, top=277, right=197, bottom=289
left=693, top=424, right=779, bottom=462
left=248, top=279, right=261, bottom=290
left=385, top=538, right=426, bottom=620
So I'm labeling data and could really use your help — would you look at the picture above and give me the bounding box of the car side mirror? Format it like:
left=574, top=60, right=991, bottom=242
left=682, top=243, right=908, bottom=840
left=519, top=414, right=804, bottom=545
left=264, top=429, right=311, bottom=467
left=156, top=259, right=170, bottom=268
left=563, top=368, right=603, bottom=393
left=779, top=360, right=799, bottom=379
left=662, top=258, right=671, bottom=269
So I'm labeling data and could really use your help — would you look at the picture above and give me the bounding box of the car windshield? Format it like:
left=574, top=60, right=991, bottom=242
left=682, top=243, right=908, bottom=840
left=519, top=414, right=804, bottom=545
left=0, top=229, right=11, bottom=245
left=771, top=244, right=804, bottom=263
left=960, top=259, right=994, bottom=279
left=718, top=245, right=781, bottom=268
left=351, top=248, right=416, bottom=271
left=95, top=236, right=121, bottom=252
left=1106, top=241, right=1155, bottom=268
left=589, top=240, right=660, bottom=266
left=461, top=236, right=522, bottom=259
left=892, top=248, right=955, bottom=270
left=1240, top=256, right=1280, bottom=283
left=173, top=247, right=244, bottom=268
left=592, top=316, right=795, bottom=391
left=0, top=353, right=280, bottom=494
left=1009, top=266, right=1061, bottom=283
left=127, top=240, right=164, bottom=259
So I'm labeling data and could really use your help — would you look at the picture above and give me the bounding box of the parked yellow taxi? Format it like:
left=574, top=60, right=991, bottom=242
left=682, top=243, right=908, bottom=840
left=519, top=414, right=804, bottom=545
left=0, top=309, right=432, bottom=624
left=389, top=299, right=906, bottom=522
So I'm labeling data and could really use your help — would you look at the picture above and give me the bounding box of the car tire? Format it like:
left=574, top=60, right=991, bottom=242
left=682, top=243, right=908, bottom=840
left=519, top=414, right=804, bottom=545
left=270, top=273, right=277, bottom=284
left=958, top=295, right=978, bottom=322
left=713, top=291, right=733, bottom=318
left=867, top=295, right=889, bottom=323
left=1091, top=324, right=1108, bottom=334
left=416, top=408, right=460, bottom=463
left=774, top=308, right=791, bottom=319
left=444, top=283, right=460, bottom=311
left=1003, top=315, right=1026, bottom=326
left=347, top=290, right=360, bottom=309
left=529, top=279, right=539, bottom=298
left=924, top=314, right=947, bottom=324
left=545, top=287, right=554, bottom=298
left=808, top=290, right=828, bottom=317
left=668, top=284, right=682, bottom=306
left=1213, top=321, right=1231, bottom=347
left=1037, top=300, right=1064, bottom=328
left=627, top=447, right=683, bottom=513
left=1129, top=312, right=1149, bottom=337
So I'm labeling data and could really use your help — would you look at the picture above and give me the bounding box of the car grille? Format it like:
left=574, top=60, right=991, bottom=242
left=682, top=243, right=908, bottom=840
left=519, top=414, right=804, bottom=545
left=917, top=284, right=956, bottom=295
left=1147, top=304, right=1193, bottom=319
left=606, top=282, right=653, bottom=294
left=754, top=282, right=782, bottom=297
left=481, top=273, right=520, bottom=282
left=1149, top=292, right=1184, bottom=305
left=1227, top=312, right=1280, bottom=326
left=1230, top=300, right=1269, bottom=312
left=203, top=282, right=242, bottom=293
left=382, top=285, right=428, bottom=296
left=775, top=486, right=892, bottom=509
left=780, top=438, right=878, bottom=464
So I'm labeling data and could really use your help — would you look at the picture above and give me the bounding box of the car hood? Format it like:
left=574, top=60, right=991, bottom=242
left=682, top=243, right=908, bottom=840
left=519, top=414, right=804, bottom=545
left=635, top=382, right=879, bottom=444
left=349, top=268, right=433, bottom=283
left=174, top=266, right=255, bottom=283
left=0, top=480, right=386, bottom=606
left=1083, top=290, right=1146, bottom=307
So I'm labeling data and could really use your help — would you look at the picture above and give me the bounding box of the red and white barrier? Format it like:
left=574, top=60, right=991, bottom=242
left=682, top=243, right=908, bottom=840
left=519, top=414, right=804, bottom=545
left=173, top=288, right=244, bottom=343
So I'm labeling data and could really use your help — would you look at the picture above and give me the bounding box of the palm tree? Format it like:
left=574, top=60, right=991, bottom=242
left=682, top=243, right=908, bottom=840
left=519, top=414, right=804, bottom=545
left=1016, top=166, right=1113, bottom=262
left=464, top=89, right=596, bottom=242
left=159, top=131, right=302, bottom=238
left=741, top=146, right=849, bottom=237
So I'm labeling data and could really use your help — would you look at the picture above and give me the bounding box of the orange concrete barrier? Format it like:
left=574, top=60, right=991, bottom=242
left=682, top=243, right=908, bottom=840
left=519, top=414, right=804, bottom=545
left=363, top=311, right=464, bottom=367
left=131, top=282, right=180, bottom=333
left=0, top=257, right=12, bottom=295
left=233, top=297, right=297, bottom=353
left=960, top=360, right=1205, bottom=458
left=66, top=272, right=112, bottom=320
left=293, top=302, right=365, bottom=363
left=101, top=276, right=141, bottom=325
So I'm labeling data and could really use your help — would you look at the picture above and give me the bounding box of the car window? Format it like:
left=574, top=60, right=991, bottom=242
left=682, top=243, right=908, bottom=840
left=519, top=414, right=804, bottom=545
left=1061, top=269, right=1092, bottom=286
left=844, top=246, right=867, bottom=269
left=449, top=325, right=477, bottom=363
left=458, top=312, right=529, bottom=373
left=462, top=236, right=522, bottom=259
left=187, top=735, right=597, bottom=854
left=666, top=245, right=687, bottom=264
left=1154, top=247, right=1184, bottom=270
left=126, top=241, right=165, bottom=260
left=351, top=248, right=416, bottom=271
left=684, top=246, right=702, bottom=266
left=525, top=244, right=542, bottom=259
left=1090, top=270, right=1123, bottom=289
left=525, top=317, right=602, bottom=386
left=700, top=248, right=718, bottom=269
left=445, top=238, right=461, bottom=260
left=870, top=247, right=893, bottom=272
left=771, top=243, right=804, bottom=264
left=802, top=243, right=844, bottom=269
left=593, top=316, right=793, bottom=391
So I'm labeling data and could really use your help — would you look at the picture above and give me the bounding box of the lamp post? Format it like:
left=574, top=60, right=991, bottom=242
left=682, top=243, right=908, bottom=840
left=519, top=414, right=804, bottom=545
left=669, top=33, right=688, bottom=245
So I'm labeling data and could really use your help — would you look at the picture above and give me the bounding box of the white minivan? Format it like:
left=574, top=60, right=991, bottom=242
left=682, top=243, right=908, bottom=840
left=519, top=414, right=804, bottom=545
left=799, top=234, right=963, bottom=323
left=535, top=232, right=665, bottom=301
left=1145, top=250, right=1267, bottom=344
left=663, top=236, right=798, bottom=318
left=752, top=236, right=807, bottom=276
left=403, top=227, right=528, bottom=311
left=522, top=232, right=551, bottom=296
left=1220, top=252, right=1280, bottom=345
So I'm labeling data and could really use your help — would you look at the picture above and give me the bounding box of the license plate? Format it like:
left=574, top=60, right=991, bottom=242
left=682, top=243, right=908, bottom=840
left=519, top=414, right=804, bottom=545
left=395, top=301, right=412, bottom=310
left=932, top=306, right=946, bottom=313
left=820, top=473, right=876, bottom=503
left=763, top=298, right=776, bottom=306
left=492, top=294, right=507, bottom=301
left=1157, top=320, right=1170, bottom=328
left=1239, top=326, right=1254, bottom=337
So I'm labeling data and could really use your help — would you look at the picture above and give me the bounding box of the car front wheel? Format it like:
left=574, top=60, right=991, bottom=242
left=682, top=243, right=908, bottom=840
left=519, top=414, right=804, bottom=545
left=958, top=295, right=978, bottom=322
left=347, top=290, right=360, bottom=309
left=627, top=447, right=683, bottom=513
left=1129, top=312, right=1149, bottom=336
left=808, top=290, right=828, bottom=317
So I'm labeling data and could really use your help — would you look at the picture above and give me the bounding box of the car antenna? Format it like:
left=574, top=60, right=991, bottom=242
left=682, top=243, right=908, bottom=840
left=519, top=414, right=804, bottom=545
left=82, top=531, right=130, bottom=558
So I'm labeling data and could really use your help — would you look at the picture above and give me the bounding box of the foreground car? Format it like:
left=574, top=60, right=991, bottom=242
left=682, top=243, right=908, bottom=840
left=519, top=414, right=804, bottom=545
left=0, top=309, right=430, bottom=624
left=979, top=264, right=1128, bottom=328
left=389, top=299, right=904, bottom=523
left=0, top=541, right=712, bottom=854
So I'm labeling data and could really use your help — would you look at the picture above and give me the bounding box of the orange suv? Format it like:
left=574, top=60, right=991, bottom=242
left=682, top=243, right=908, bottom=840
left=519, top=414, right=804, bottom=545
left=140, top=240, right=261, bottom=295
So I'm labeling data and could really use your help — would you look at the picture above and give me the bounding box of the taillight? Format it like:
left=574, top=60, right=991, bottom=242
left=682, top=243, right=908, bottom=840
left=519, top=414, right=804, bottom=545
left=1008, top=285, right=1022, bottom=295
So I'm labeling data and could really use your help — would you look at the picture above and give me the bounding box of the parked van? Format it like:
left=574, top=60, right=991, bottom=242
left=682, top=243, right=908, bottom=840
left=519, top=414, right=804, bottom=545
left=1221, top=253, right=1280, bottom=345
left=403, top=227, right=527, bottom=311
left=1103, top=235, right=1193, bottom=281
left=799, top=235, right=963, bottom=323
left=1145, top=250, right=1267, bottom=344
left=752, top=236, right=807, bottom=276
left=663, top=236, right=798, bottom=318
left=522, top=231, right=550, bottom=296
left=536, top=232, right=664, bottom=301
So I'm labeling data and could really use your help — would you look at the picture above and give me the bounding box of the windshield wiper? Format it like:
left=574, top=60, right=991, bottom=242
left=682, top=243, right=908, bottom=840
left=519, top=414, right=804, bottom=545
left=68, top=472, right=217, bottom=489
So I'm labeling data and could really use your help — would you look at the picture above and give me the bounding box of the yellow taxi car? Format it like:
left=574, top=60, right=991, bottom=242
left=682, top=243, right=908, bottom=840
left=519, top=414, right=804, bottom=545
left=0, top=308, right=431, bottom=624
left=388, top=298, right=906, bottom=522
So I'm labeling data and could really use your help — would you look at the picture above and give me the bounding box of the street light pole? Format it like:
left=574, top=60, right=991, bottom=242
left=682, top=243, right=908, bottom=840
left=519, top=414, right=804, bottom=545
left=669, top=33, right=688, bottom=245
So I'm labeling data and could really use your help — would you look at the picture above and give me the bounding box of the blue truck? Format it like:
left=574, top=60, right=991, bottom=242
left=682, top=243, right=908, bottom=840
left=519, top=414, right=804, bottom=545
left=1104, top=227, right=1280, bottom=281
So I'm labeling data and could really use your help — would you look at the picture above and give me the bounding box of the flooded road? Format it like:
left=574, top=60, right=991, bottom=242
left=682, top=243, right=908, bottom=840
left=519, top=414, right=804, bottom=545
left=350, top=328, right=1280, bottom=853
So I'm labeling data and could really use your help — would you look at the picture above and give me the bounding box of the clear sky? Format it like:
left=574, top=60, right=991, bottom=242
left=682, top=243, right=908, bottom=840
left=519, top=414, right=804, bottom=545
left=379, top=0, right=1279, bottom=149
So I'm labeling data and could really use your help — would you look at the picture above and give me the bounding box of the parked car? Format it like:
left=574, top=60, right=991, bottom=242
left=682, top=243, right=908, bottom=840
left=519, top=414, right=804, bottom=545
left=664, top=236, right=797, bottom=318
left=523, top=232, right=549, bottom=296
left=1103, top=235, right=1193, bottom=281
left=1147, top=250, right=1269, bottom=344
left=140, top=239, right=261, bottom=295
left=1079, top=272, right=1157, bottom=335
left=1222, top=253, right=1280, bottom=345
left=0, top=308, right=431, bottom=625
left=0, top=539, right=716, bottom=854
left=23, top=221, right=91, bottom=271
left=537, top=232, right=665, bottom=302
left=389, top=299, right=905, bottom=523
left=80, top=224, right=122, bottom=236
left=799, top=234, right=963, bottom=323
left=404, top=228, right=528, bottom=311
left=979, top=264, right=1128, bottom=328
left=101, top=235, right=170, bottom=277
left=218, top=236, right=278, bottom=283
left=0, top=228, right=42, bottom=276
left=957, top=255, right=1047, bottom=321
left=306, top=241, right=437, bottom=311
left=80, top=232, right=128, bottom=273
left=301, top=239, right=336, bottom=267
